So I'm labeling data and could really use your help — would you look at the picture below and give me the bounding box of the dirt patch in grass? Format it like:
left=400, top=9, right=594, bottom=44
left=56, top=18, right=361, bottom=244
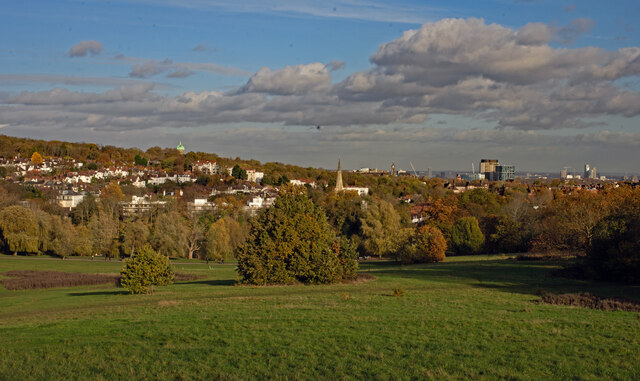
left=540, top=292, right=640, bottom=312
left=1, top=270, right=205, bottom=290
left=1, top=270, right=120, bottom=290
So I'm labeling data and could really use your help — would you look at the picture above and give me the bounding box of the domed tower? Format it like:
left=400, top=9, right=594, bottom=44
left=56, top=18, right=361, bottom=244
left=177, top=141, right=185, bottom=154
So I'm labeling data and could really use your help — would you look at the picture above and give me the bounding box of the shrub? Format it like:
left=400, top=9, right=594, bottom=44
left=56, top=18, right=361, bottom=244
left=450, top=216, right=485, bottom=254
left=236, top=188, right=357, bottom=285
left=120, top=244, right=174, bottom=294
left=399, top=225, right=447, bottom=264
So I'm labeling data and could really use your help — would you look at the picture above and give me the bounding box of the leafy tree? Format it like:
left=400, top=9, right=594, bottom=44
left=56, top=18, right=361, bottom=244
left=231, top=164, right=248, bottom=180
left=0, top=205, right=40, bottom=255
left=88, top=210, right=119, bottom=257
left=120, top=244, right=174, bottom=294
left=134, top=154, right=148, bottom=166
left=237, top=189, right=357, bottom=285
left=121, top=219, right=150, bottom=256
left=73, top=225, right=93, bottom=256
left=185, top=216, right=204, bottom=260
left=48, top=215, right=75, bottom=257
left=399, top=225, right=447, bottom=264
left=450, top=216, right=485, bottom=254
left=101, top=180, right=125, bottom=202
left=30, top=151, right=43, bottom=165
left=205, top=218, right=232, bottom=262
left=151, top=211, right=188, bottom=258
left=361, top=199, right=409, bottom=258
left=586, top=196, right=640, bottom=283
left=71, top=194, right=98, bottom=225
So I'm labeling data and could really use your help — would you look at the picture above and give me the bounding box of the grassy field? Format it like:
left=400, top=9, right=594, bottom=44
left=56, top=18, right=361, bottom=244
left=1, top=254, right=639, bottom=380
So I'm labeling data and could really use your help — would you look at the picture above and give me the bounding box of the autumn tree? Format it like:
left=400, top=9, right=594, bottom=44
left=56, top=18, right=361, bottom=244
left=399, top=225, right=447, bottom=264
left=0, top=205, right=40, bottom=255
left=31, top=151, right=43, bottom=166
left=151, top=211, right=188, bottom=258
left=101, top=180, right=125, bottom=202
left=121, top=219, right=150, bottom=257
left=205, top=218, right=232, bottom=262
left=88, top=209, right=119, bottom=257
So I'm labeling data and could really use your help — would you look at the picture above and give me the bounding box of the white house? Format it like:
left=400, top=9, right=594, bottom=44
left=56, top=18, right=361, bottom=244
left=344, top=187, right=369, bottom=196
left=56, top=190, right=86, bottom=210
left=192, top=161, right=219, bottom=175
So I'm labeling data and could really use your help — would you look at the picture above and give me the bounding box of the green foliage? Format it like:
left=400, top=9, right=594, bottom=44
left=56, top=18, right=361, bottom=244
left=231, top=164, right=248, bottom=180
left=0, top=205, right=40, bottom=254
left=361, top=199, right=408, bottom=258
left=399, top=225, right=447, bottom=264
left=120, top=244, right=174, bottom=294
left=133, top=154, right=148, bottom=166
left=587, top=213, right=640, bottom=283
left=450, top=216, right=485, bottom=254
left=236, top=190, right=357, bottom=284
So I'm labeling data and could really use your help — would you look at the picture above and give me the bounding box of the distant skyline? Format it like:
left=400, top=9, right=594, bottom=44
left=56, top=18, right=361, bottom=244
left=1, top=0, right=639, bottom=173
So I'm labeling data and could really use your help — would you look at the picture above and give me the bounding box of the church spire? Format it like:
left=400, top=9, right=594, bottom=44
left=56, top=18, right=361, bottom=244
left=335, top=159, right=344, bottom=192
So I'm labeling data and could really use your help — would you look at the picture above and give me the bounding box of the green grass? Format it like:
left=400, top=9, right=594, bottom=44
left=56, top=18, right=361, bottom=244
left=1, top=254, right=639, bottom=380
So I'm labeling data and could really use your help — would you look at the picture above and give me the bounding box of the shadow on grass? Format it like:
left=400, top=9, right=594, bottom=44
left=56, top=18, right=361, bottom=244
left=68, top=290, right=129, bottom=296
left=180, top=279, right=236, bottom=286
left=363, top=258, right=640, bottom=301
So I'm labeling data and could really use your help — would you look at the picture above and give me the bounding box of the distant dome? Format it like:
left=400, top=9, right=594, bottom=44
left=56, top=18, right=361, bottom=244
left=177, top=141, right=185, bottom=152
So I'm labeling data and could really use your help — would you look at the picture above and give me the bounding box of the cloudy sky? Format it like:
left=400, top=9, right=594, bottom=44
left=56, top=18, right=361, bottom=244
left=1, top=0, right=640, bottom=174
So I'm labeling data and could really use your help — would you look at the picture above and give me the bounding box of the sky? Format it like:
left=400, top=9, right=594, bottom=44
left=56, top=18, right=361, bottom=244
left=1, top=0, right=640, bottom=174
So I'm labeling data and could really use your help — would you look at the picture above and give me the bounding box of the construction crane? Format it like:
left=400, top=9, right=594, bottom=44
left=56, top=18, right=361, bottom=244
left=409, top=162, right=418, bottom=177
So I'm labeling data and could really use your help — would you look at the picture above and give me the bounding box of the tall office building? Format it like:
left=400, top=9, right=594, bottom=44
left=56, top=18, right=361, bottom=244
left=480, top=159, right=499, bottom=181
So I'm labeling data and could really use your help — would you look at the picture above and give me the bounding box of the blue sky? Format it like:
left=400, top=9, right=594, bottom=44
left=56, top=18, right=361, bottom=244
left=1, top=0, right=640, bottom=173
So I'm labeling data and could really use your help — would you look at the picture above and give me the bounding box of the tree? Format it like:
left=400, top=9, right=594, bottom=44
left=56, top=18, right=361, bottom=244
left=73, top=225, right=93, bottom=256
left=101, top=180, right=125, bottom=202
left=120, top=244, right=174, bottom=294
left=399, top=225, right=447, bottom=264
left=151, top=211, right=188, bottom=258
left=31, top=151, right=43, bottom=166
left=450, top=216, right=485, bottom=254
left=121, top=219, right=150, bottom=256
left=88, top=210, right=119, bottom=257
left=236, top=189, right=357, bottom=285
left=185, top=216, right=204, bottom=260
left=360, top=199, right=409, bottom=258
left=205, top=219, right=232, bottom=262
left=0, top=205, right=40, bottom=255
left=134, top=154, right=148, bottom=166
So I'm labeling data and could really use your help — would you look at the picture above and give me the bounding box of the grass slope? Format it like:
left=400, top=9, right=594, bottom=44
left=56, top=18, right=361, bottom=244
left=0, top=255, right=639, bottom=380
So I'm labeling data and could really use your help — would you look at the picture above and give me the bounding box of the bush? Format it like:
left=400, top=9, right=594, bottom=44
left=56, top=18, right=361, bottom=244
left=450, top=216, right=485, bottom=254
left=236, top=189, right=357, bottom=285
left=399, top=225, right=447, bottom=264
left=120, top=244, right=174, bottom=294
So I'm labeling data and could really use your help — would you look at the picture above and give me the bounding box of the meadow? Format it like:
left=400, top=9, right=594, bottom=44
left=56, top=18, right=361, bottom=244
left=0, top=254, right=639, bottom=380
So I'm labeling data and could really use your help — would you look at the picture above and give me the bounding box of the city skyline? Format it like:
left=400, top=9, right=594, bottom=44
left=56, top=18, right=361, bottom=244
left=1, top=1, right=640, bottom=173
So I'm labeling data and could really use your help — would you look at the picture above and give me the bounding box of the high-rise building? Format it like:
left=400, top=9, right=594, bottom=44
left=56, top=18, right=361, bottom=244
left=496, top=165, right=515, bottom=181
left=391, top=162, right=396, bottom=176
left=480, top=159, right=499, bottom=180
left=560, top=169, right=567, bottom=179
left=584, top=164, right=590, bottom=179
